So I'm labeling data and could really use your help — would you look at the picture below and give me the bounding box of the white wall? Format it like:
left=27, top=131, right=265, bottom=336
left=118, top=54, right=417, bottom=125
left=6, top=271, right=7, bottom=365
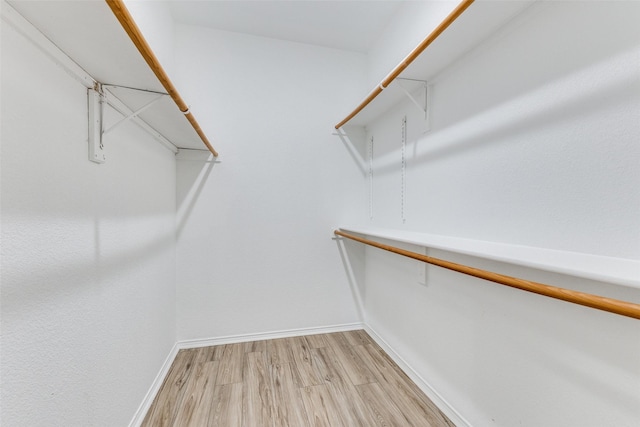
left=173, top=26, right=366, bottom=341
left=0, top=19, right=177, bottom=427
left=366, top=0, right=458, bottom=88
left=346, top=1, right=640, bottom=426
left=124, top=0, right=176, bottom=79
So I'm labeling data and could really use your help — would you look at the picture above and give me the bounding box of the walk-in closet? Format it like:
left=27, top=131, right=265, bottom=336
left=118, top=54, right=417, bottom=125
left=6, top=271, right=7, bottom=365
left=2, top=1, right=639, bottom=426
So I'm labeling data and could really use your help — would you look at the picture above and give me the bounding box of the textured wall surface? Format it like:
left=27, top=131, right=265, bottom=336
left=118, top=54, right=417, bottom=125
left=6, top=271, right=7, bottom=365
left=345, top=1, right=640, bottom=426
left=1, top=21, right=177, bottom=427
left=173, top=26, right=366, bottom=341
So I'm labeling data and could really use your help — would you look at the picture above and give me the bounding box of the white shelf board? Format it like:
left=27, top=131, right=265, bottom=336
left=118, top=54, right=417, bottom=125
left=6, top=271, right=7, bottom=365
left=7, top=0, right=205, bottom=150
left=345, top=0, right=535, bottom=127
left=338, top=226, right=640, bottom=289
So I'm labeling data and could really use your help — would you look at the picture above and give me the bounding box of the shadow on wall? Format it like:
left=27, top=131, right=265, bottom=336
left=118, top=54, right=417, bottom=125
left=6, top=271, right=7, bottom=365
left=428, top=1, right=639, bottom=131
left=461, top=265, right=640, bottom=422
left=1, top=215, right=176, bottom=317
left=175, top=149, right=219, bottom=237
left=335, top=235, right=367, bottom=322
left=338, top=1, right=639, bottom=175
left=373, top=44, right=638, bottom=177
left=334, top=125, right=367, bottom=177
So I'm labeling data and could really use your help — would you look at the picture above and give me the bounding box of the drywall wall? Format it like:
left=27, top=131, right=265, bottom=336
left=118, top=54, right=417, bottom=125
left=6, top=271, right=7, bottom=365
left=124, top=0, right=176, bottom=79
left=365, top=0, right=458, bottom=88
left=366, top=0, right=640, bottom=256
left=344, top=1, right=640, bottom=426
left=0, top=18, right=177, bottom=427
left=173, top=25, right=366, bottom=341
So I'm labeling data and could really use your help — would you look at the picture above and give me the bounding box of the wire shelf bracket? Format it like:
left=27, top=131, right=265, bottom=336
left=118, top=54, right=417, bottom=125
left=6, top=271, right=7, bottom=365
left=394, top=78, right=430, bottom=132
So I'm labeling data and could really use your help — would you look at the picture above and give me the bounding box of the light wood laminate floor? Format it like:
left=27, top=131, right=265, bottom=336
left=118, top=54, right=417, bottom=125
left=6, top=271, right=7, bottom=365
left=142, top=330, right=455, bottom=426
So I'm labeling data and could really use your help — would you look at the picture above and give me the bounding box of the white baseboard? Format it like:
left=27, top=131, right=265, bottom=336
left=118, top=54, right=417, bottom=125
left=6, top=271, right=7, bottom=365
left=128, top=342, right=179, bottom=427
left=363, top=324, right=471, bottom=427
left=177, top=322, right=364, bottom=350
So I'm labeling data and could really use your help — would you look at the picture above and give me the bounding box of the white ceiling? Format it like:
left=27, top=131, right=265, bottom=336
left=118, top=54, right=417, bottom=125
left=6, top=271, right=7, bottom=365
left=168, top=0, right=406, bottom=53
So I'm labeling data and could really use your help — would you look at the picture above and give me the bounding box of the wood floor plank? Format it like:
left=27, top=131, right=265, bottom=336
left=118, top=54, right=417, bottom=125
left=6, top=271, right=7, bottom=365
left=356, top=382, right=409, bottom=426
left=356, top=344, right=455, bottom=427
left=311, top=346, right=381, bottom=426
left=287, top=336, right=324, bottom=388
left=304, top=333, right=328, bottom=349
left=299, top=384, right=347, bottom=427
left=266, top=337, right=292, bottom=365
left=174, top=360, right=219, bottom=427
left=216, top=343, right=244, bottom=385
left=354, top=344, right=444, bottom=426
left=143, top=333, right=456, bottom=427
left=141, top=348, right=199, bottom=427
left=242, top=339, right=267, bottom=354
left=323, top=332, right=376, bottom=386
left=242, top=351, right=274, bottom=427
left=342, top=329, right=374, bottom=347
left=270, top=362, right=310, bottom=427
left=203, top=344, right=226, bottom=362
left=365, top=336, right=403, bottom=369
left=209, top=383, right=243, bottom=427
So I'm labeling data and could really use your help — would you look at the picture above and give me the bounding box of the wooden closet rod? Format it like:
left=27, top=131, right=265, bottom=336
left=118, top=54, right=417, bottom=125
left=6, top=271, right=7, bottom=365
left=105, top=0, right=219, bottom=157
left=335, top=0, right=475, bottom=129
left=334, top=230, right=640, bottom=320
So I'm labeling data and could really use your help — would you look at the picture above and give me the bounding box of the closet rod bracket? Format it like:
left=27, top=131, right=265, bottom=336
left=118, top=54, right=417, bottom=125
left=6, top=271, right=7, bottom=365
left=103, top=92, right=165, bottom=135
left=88, top=86, right=106, bottom=164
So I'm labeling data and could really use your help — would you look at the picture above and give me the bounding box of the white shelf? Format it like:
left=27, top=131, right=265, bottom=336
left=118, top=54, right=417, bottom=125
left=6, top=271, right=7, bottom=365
left=342, top=0, right=535, bottom=128
left=6, top=0, right=206, bottom=151
left=338, top=226, right=640, bottom=289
